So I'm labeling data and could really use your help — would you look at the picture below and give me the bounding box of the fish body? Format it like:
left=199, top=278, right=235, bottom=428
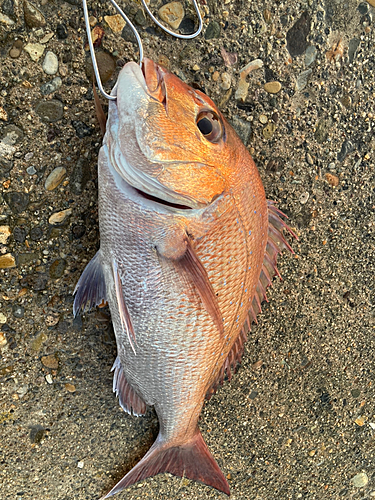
left=74, top=59, right=294, bottom=497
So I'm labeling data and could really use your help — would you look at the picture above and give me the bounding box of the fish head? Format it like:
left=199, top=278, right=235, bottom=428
left=106, top=58, right=245, bottom=210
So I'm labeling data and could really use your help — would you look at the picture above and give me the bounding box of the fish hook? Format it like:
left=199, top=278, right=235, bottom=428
left=82, top=0, right=203, bottom=101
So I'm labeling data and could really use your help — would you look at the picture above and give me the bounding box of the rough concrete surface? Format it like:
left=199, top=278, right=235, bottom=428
left=0, top=0, right=374, bottom=499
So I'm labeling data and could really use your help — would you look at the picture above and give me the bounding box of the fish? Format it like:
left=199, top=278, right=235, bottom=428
left=73, top=57, right=296, bottom=498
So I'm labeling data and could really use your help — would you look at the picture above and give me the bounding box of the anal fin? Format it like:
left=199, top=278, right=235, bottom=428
left=73, top=251, right=107, bottom=316
left=111, top=356, right=146, bottom=416
left=100, top=430, right=229, bottom=498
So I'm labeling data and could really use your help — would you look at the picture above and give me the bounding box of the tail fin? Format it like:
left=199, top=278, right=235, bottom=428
left=100, top=430, right=230, bottom=498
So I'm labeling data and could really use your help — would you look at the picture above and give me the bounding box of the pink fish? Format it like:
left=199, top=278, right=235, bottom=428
left=74, top=58, right=296, bottom=497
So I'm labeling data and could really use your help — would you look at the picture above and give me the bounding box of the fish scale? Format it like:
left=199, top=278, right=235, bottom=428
left=73, top=59, right=296, bottom=498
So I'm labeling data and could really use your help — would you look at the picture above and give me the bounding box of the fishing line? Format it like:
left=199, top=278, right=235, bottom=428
left=82, top=0, right=203, bottom=100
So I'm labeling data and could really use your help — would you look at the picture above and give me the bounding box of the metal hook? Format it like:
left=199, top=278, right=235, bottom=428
left=83, top=0, right=203, bottom=101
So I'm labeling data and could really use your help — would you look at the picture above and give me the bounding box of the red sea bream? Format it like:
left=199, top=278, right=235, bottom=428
left=74, top=58, right=295, bottom=497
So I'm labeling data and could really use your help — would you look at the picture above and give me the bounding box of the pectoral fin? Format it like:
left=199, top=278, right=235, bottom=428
left=178, top=239, right=224, bottom=336
left=112, top=260, right=136, bottom=354
left=73, top=250, right=107, bottom=316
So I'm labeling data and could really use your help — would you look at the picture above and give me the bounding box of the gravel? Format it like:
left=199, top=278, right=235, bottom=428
left=0, top=0, right=374, bottom=499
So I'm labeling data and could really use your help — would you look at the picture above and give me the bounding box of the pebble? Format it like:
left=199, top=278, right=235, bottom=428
left=337, top=140, right=354, bottom=162
left=72, top=120, right=93, bottom=139
left=0, top=225, right=11, bottom=244
left=1, top=124, right=23, bottom=145
left=0, top=313, right=7, bottom=324
left=351, top=472, right=369, bottom=488
left=70, top=158, right=91, bottom=195
left=239, top=59, right=263, bottom=76
left=340, top=96, right=351, bottom=112
left=42, top=51, right=58, bottom=75
left=30, top=226, right=43, bottom=241
left=18, top=253, right=38, bottom=266
left=56, top=22, right=68, bottom=39
left=23, top=0, right=46, bottom=28
left=220, top=47, right=237, bottom=67
left=35, top=100, right=64, bottom=122
left=39, top=32, right=54, bottom=44
left=45, top=313, right=60, bottom=327
left=134, top=9, right=147, bottom=27
left=4, top=191, right=29, bottom=213
left=264, top=81, right=282, bottom=94
left=41, top=354, right=59, bottom=369
left=2, top=0, right=15, bottom=19
left=366, top=0, right=375, bottom=6
left=9, top=39, right=23, bottom=58
left=220, top=73, right=231, bottom=90
left=205, top=21, right=220, bottom=40
left=263, top=122, right=276, bottom=139
left=235, top=78, right=249, bottom=102
left=0, top=106, right=7, bottom=121
left=44, top=166, right=66, bottom=191
left=286, top=11, right=311, bottom=57
left=12, top=304, right=25, bottom=318
left=348, top=38, right=360, bottom=63
left=65, top=383, right=76, bottom=393
left=26, top=166, right=37, bottom=175
left=299, top=192, right=310, bottom=204
left=85, top=52, right=115, bottom=84
left=48, top=208, right=72, bottom=225
left=0, top=332, right=7, bottom=348
left=314, top=118, right=331, bottom=143
left=40, top=76, right=62, bottom=95
left=325, top=173, right=339, bottom=187
left=259, top=114, right=268, bottom=124
left=358, top=2, right=369, bottom=14
left=305, top=46, right=317, bottom=66
left=104, top=14, right=126, bottom=33
left=296, top=69, right=312, bottom=91
left=0, top=253, right=16, bottom=269
left=91, top=25, right=104, bottom=48
left=13, top=227, right=27, bottom=243
left=24, top=43, right=44, bottom=62
left=306, top=152, right=314, bottom=165
left=158, top=2, right=184, bottom=30
left=49, top=258, right=66, bottom=279
left=179, top=17, right=195, bottom=35
left=45, top=374, right=53, bottom=384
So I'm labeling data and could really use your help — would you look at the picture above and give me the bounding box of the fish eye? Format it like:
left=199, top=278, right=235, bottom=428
left=196, top=111, right=223, bottom=143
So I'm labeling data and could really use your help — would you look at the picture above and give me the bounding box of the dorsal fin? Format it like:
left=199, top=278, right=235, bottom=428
left=206, top=200, right=297, bottom=398
left=111, top=356, right=146, bottom=416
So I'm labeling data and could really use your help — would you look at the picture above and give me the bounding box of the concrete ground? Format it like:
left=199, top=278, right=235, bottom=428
left=0, top=0, right=374, bottom=499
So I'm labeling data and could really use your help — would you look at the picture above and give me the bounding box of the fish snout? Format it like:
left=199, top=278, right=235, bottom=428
left=142, top=58, right=167, bottom=104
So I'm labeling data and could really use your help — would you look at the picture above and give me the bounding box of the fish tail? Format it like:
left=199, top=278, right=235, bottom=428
left=100, top=430, right=230, bottom=498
